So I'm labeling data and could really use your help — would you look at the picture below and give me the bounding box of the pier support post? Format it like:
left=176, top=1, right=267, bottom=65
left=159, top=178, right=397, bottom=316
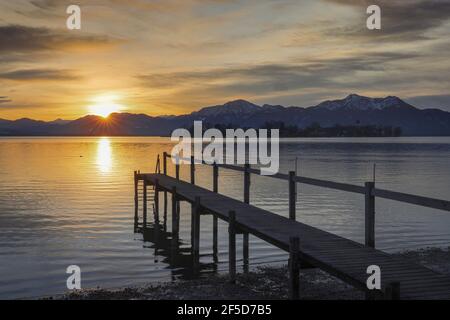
left=243, top=233, right=249, bottom=273
left=163, top=152, right=168, bottom=175
left=385, top=282, right=400, bottom=300
left=228, top=210, right=237, bottom=284
left=288, top=236, right=300, bottom=300
left=212, top=163, right=219, bottom=259
left=163, top=152, right=168, bottom=230
left=171, top=187, right=179, bottom=246
left=143, top=180, right=147, bottom=228
left=190, top=156, right=195, bottom=184
left=192, top=197, right=201, bottom=262
left=242, top=164, right=250, bottom=272
left=134, top=171, right=139, bottom=229
left=289, top=171, right=296, bottom=220
left=365, top=182, right=375, bottom=248
left=154, top=179, right=160, bottom=224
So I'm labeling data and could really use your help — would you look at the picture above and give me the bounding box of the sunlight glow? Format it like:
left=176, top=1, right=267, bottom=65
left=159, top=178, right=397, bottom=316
left=96, top=137, right=113, bottom=173
left=88, top=94, right=123, bottom=118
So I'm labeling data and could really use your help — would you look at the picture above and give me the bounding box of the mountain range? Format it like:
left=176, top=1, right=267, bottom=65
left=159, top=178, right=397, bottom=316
left=1, top=94, right=449, bottom=136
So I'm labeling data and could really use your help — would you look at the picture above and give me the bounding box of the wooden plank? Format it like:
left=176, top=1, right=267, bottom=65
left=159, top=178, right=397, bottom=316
left=295, top=176, right=366, bottom=194
left=373, top=188, right=450, bottom=212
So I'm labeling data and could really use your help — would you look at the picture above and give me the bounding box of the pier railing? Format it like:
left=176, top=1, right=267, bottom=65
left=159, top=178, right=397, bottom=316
left=162, top=152, right=450, bottom=249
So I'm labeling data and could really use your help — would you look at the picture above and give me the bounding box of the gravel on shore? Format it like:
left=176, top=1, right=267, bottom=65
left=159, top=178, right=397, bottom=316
left=47, top=247, right=450, bottom=300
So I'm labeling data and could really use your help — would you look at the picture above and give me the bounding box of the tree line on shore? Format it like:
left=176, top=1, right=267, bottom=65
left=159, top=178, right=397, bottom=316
left=189, top=122, right=403, bottom=137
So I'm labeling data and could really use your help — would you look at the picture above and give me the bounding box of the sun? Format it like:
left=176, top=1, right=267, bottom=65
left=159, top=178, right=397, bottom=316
left=88, top=94, right=123, bottom=118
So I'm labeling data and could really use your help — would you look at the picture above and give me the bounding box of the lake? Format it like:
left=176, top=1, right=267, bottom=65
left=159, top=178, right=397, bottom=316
left=0, top=136, right=449, bottom=299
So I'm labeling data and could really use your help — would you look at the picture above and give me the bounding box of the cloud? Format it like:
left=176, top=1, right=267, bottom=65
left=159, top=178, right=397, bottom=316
left=0, top=25, right=120, bottom=54
left=0, top=96, right=12, bottom=104
left=137, top=51, right=419, bottom=92
left=405, top=94, right=450, bottom=111
left=0, top=69, right=80, bottom=81
left=324, top=0, right=450, bottom=42
left=135, top=51, right=426, bottom=109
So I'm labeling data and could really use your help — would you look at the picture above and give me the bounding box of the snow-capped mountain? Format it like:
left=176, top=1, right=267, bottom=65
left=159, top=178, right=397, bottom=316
left=314, top=94, right=415, bottom=111
left=192, top=99, right=261, bottom=117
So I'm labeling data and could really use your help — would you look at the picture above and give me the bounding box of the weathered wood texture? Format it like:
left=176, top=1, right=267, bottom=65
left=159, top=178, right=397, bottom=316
left=138, top=173, right=450, bottom=300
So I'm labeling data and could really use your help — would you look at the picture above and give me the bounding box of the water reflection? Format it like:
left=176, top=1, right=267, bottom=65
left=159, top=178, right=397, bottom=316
left=136, top=218, right=218, bottom=281
left=96, top=137, right=113, bottom=173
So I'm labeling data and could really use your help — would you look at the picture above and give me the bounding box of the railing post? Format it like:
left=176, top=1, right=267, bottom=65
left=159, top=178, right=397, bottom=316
left=385, top=282, right=400, bottom=300
left=190, top=156, right=195, bottom=184
left=289, top=171, right=296, bottom=220
left=228, top=210, right=236, bottom=284
left=213, top=162, right=219, bottom=259
left=288, top=236, right=300, bottom=300
left=163, top=152, right=167, bottom=175
left=244, top=163, right=250, bottom=204
left=213, top=162, right=219, bottom=193
left=143, top=180, right=147, bottom=228
left=171, top=187, right=179, bottom=246
left=134, top=171, right=139, bottom=228
left=365, top=182, right=375, bottom=248
left=154, top=179, right=160, bottom=224
left=175, top=156, right=180, bottom=180
left=192, top=197, right=201, bottom=261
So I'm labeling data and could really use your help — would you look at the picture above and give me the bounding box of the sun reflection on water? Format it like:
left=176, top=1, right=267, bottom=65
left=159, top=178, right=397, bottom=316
left=96, top=137, right=113, bottom=173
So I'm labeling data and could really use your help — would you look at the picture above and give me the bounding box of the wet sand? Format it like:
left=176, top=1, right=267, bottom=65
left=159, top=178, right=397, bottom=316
left=47, top=247, right=450, bottom=300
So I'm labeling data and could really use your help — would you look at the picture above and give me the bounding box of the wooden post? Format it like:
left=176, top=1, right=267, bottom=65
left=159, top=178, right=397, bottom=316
left=134, top=171, right=139, bottom=227
left=288, top=236, right=300, bottom=300
left=171, top=187, right=179, bottom=245
left=385, top=282, right=400, bottom=300
left=228, top=210, right=236, bottom=284
left=243, top=164, right=250, bottom=272
left=289, top=171, right=296, bottom=220
left=190, top=156, right=195, bottom=184
left=163, top=152, right=168, bottom=231
left=243, top=233, right=249, bottom=273
left=365, top=182, right=375, bottom=248
left=192, top=197, right=201, bottom=261
left=143, top=180, right=147, bottom=228
left=163, top=152, right=167, bottom=175
left=154, top=179, right=160, bottom=224
left=213, top=162, right=219, bottom=193
left=244, top=163, right=250, bottom=204
left=175, top=158, right=180, bottom=180
left=213, top=162, right=219, bottom=259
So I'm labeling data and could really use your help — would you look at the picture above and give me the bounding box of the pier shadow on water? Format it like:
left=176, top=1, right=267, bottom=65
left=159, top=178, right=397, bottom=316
left=134, top=219, right=219, bottom=281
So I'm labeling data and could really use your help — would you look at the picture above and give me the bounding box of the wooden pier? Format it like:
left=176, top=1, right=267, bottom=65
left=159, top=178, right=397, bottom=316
left=134, top=153, right=450, bottom=300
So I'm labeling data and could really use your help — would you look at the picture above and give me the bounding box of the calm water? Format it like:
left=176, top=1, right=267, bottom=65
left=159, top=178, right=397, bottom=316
left=0, top=137, right=449, bottom=299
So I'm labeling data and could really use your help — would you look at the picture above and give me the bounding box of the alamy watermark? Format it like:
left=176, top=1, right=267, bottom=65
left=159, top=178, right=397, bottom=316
left=66, top=5, right=81, bottom=30
left=66, top=265, right=81, bottom=290
left=171, top=121, right=279, bottom=175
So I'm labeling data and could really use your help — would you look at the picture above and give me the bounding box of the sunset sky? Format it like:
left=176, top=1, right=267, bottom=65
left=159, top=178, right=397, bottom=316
left=1, top=0, right=450, bottom=120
